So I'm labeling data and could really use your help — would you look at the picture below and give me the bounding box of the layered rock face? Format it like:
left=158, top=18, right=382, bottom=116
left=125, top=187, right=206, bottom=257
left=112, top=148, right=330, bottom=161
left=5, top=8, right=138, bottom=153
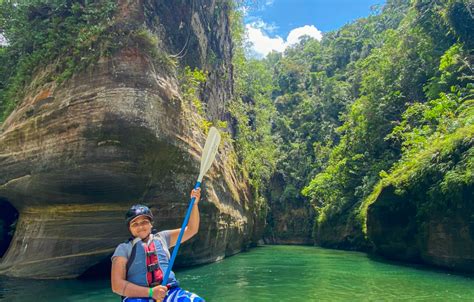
left=0, top=0, right=260, bottom=279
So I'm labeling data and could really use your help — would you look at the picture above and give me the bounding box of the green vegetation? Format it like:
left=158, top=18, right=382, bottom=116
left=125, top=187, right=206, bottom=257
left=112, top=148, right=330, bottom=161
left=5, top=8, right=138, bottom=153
left=303, top=0, right=473, bottom=245
left=0, top=0, right=117, bottom=122
left=229, top=4, right=278, bottom=206
left=0, top=0, right=177, bottom=123
left=230, top=0, right=473, bottom=246
left=178, top=66, right=213, bottom=132
left=177, top=66, right=231, bottom=139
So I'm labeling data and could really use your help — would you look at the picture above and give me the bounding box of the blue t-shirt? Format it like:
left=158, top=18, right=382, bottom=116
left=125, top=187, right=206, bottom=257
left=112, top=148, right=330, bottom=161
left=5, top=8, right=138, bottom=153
left=112, top=231, right=177, bottom=286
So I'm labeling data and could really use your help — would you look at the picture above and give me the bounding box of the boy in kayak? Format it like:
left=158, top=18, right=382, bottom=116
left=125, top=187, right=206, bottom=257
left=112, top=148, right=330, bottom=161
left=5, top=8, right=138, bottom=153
left=111, top=188, right=204, bottom=302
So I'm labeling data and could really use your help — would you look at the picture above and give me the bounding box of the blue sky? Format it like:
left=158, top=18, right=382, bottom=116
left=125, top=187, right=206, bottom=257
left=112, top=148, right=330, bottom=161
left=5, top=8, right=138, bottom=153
left=244, top=0, right=386, bottom=57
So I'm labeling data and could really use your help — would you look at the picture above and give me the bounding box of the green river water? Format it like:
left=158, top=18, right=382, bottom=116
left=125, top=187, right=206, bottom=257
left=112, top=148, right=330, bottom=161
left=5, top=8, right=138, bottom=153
left=1, top=245, right=473, bottom=301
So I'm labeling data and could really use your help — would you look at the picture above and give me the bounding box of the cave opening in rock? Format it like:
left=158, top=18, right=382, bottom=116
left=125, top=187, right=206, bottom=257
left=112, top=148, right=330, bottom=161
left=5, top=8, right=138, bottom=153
left=0, top=198, right=19, bottom=258
left=78, top=254, right=113, bottom=279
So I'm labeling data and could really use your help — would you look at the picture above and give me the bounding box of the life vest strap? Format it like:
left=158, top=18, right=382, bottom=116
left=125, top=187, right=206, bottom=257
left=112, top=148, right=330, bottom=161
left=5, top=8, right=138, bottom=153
left=144, top=240, right=164, bottom=285
left=147, top=263, right=160, bottom=272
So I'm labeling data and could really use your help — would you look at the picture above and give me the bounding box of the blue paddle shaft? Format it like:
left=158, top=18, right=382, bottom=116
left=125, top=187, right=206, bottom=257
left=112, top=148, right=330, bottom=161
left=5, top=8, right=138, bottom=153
left=162, top=181, right=201, bottom=286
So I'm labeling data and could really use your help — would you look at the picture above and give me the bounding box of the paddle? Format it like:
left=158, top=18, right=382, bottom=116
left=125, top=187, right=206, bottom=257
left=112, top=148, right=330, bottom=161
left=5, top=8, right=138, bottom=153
left=161, top=127, right=221, bottom=286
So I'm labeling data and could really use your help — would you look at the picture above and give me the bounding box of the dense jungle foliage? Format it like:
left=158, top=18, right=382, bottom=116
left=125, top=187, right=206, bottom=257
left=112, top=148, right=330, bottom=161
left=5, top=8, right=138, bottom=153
left=231, top=0, right=473, bottom=246
left=0, top=0, right=116, bottom=122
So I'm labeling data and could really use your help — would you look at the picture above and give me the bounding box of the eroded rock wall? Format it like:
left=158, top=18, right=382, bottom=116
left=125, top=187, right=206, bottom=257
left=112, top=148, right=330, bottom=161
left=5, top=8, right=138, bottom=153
left=0, top=0, right=260, bottom=279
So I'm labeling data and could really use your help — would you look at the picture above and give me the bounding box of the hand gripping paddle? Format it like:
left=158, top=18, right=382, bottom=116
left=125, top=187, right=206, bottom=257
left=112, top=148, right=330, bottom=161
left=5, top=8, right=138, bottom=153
left=162, top=127, right=221, bottom=286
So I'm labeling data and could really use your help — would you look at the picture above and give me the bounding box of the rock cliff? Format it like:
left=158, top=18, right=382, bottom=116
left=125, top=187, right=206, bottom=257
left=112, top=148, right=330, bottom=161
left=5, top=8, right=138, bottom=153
left=0, top=0, right=262, bottom=279
left=264, top=174, right=315, bottom=245
left=367, top=132, right=474, bottom=273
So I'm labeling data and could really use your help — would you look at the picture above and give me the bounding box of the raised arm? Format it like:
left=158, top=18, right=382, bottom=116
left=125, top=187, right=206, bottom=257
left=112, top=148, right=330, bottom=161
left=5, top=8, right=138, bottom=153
left=169, top=188, right=201, bottom=247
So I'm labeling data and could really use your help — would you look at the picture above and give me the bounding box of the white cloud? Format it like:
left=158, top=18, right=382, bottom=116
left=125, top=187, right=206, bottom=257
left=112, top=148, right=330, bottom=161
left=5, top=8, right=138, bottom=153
left=286, top=25, right=323, bottom=45
left=246, top=24, right=286, bottom=56
left=246, top=23, right=323, bottom=57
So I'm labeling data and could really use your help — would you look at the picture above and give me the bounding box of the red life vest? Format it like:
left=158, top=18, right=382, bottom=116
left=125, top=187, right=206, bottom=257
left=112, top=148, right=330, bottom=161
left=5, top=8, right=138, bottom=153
left=143, top=240, right=164, bottom=286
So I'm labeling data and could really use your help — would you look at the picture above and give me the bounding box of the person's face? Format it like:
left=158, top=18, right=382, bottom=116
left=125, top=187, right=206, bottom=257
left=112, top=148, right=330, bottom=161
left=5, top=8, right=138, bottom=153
left=129, top=216, right=152, bottom=239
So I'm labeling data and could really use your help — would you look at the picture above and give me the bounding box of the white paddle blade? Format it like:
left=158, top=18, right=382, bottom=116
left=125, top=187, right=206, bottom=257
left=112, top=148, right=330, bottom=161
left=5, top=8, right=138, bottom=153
left=197, top=127, right=221, bottom=182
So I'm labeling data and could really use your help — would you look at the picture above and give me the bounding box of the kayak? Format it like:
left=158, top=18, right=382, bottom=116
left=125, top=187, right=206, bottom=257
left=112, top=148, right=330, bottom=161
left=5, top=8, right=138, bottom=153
left=123, top=287, right=205, bottom=302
